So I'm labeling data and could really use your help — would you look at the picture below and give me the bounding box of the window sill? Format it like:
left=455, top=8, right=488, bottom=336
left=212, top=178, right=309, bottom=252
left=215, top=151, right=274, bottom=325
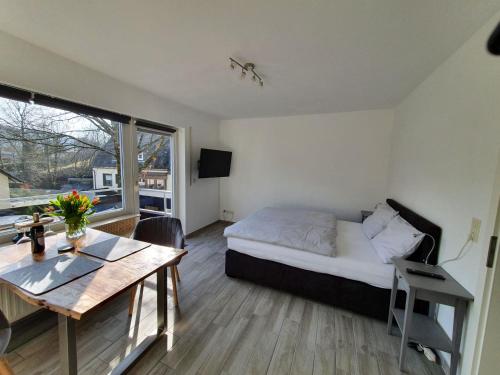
left=88, top=213, right=139, bottom=229
left=0, top=211, right=139, bottom=245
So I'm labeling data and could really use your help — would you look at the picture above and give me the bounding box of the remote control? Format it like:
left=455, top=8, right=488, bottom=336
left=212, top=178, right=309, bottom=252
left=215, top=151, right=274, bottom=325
left=58, top=244, right=75, bottom=253
left=406, top=267, right=446, bottom=280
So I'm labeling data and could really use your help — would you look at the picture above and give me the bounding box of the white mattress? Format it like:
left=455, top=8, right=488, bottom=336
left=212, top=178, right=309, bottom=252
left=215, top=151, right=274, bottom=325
left=227, top=220, right=395, bottom=289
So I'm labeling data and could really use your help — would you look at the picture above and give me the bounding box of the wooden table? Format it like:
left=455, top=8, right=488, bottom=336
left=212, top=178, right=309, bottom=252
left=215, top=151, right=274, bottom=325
left=387, top=258, right=473, bottom=375
left=0, top=228, right=187, bottom=375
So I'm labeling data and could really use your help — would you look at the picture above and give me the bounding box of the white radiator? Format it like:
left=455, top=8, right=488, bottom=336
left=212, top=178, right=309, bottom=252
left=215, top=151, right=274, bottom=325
left=0, top=285, right=39, bottom=322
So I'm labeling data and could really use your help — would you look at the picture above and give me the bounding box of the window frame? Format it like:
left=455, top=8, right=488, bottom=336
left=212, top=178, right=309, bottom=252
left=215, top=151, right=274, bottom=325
left=136, top=126, right=176, bottom=218
left=0, top=98, right=130, bottom=243
left=0, top=84, right=180, bottom=244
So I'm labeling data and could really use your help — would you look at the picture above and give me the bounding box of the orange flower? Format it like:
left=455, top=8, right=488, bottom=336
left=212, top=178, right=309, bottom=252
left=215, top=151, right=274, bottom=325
left=72, top=190, right=78, bottom=196
left=91, top=197, right=100, bottom=205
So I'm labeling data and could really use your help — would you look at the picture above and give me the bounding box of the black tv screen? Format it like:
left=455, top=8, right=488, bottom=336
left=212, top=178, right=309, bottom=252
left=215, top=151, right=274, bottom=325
left=198, top=148, right=232, bottom=178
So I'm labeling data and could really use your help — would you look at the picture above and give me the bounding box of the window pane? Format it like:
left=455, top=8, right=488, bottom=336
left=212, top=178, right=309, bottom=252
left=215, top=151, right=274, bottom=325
left=137, top=129, right=172, bottom=217
left=0, top=97, right=124, bottom=233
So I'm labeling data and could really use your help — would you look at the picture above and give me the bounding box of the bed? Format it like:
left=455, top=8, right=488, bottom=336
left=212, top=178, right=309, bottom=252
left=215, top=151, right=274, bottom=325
left=224, top=199, right=441, bottom=320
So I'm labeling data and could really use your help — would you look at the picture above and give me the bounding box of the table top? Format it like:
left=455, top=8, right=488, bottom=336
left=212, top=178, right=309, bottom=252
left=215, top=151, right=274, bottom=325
left=0, top=228, right=187, bottom=320
left=393, top=258, right=474, bottom=301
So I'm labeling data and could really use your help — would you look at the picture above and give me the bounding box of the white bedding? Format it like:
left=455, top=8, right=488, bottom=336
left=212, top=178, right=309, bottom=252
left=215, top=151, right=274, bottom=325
left=223, top=207, right=337, bottom=256
left=227, top=220, right=395, bottom=289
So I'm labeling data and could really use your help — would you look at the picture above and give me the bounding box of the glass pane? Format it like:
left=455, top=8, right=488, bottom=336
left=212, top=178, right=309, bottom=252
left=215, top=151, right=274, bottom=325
left=137, top=129, right=172, bottom=218
left=0, top=97, right=124, bottom=233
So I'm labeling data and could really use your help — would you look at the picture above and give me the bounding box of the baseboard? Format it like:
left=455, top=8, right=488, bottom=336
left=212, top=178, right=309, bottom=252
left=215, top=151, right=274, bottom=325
left=186, top=220, right=231, bottom=238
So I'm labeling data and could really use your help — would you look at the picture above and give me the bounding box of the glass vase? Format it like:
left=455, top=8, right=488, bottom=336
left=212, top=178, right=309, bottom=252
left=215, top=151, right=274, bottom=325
left=65, top=221, right=87, bottom=240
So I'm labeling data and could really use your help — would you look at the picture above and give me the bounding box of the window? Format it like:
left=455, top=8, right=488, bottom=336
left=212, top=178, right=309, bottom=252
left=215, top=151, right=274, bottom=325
left=137, top=127, right=174, bottom=217
left=0, top=94, right=125, bottom=233
left=103, top=173, right=113, bottom=187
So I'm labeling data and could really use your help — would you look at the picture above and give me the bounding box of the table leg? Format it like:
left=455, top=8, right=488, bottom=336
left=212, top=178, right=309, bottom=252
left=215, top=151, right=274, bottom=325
left=387, top=269, right=399, bottom=335
left=399, top=287, right=416, bottom=372
left=110, top=268, right=169, bottom=375
left=58, top=314, right=77, bottom=375
left=157, top=266, right=168, bottom=334
left=450, top=300, right=467, bottom=375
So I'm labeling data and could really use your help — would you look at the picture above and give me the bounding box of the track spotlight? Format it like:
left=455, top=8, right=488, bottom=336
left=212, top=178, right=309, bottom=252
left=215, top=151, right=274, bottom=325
left=229, top=57, right=264, bottom=87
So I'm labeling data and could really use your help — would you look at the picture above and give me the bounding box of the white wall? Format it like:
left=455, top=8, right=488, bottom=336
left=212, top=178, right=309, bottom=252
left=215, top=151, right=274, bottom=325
left=388, top=12, right=500, bottom=374
left=187, top=125, right=221, bottom=232
left=219, top=110, right=394, bottom=221
left=0, top=31, right=220, bottom=234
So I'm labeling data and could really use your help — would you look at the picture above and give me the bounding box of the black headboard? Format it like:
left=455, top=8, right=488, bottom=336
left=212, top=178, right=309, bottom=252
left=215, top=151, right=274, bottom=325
left=386, top=199, right=441, bottom=265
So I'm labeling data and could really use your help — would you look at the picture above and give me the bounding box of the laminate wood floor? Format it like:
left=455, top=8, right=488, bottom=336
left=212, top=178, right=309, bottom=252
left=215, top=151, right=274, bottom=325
left=5, top=222, right=443, bottom=375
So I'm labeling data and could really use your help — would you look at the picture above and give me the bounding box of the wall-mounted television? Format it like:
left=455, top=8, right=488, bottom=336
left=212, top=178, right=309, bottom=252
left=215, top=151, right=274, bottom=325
left=198, top=148, right=232, bottom=178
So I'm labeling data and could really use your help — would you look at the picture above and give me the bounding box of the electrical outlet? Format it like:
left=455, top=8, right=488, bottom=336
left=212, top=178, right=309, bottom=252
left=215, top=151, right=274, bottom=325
left=470, top=218, right=481, bottom=242
left=222, top=209, right=234, bottom=221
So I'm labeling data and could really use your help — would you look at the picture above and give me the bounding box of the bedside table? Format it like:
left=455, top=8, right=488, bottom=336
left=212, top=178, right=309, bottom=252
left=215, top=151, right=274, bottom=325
left=387, top=258, right=474, bottom=374
left=361, top=210, right=373, bottom=222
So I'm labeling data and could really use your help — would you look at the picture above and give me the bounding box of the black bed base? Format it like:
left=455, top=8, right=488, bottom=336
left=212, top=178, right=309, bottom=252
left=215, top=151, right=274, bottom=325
left=226, top=249, right=429, bottom=321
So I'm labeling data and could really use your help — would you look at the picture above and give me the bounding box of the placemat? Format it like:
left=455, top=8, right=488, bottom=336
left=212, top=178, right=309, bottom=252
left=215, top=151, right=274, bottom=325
left=0, top=255, right=103, bottom=295
left=79, top=237, right=151, bottom=262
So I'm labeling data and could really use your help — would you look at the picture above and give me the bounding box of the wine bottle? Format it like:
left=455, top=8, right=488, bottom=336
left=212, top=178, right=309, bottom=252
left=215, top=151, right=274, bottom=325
left=30, top=212, right=45, bottom=254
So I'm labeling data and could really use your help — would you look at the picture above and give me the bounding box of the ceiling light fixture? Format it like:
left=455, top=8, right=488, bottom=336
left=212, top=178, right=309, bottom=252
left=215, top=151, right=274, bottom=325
left=229, top=57, right=264, bottom=87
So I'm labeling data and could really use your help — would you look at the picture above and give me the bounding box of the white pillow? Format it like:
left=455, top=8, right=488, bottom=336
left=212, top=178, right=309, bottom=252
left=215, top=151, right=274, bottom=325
left=370, top=215, right=424, bottom=264
left=362, top=203, right=398, bottom=239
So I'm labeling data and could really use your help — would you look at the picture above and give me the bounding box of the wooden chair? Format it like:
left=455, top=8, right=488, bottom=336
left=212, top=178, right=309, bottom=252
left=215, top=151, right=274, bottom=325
left=0, top=310, right=13, bottom=375
left=128, top=217, right=185, bottom=315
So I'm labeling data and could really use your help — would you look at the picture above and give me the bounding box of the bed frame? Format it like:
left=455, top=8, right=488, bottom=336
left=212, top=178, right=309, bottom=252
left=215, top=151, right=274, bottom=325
left=225, top=199, right=442, bottom=321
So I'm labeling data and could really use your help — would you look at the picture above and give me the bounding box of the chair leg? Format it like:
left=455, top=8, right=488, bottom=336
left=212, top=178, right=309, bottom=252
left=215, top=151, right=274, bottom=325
left=170, top=266, right=179, bottom=307
left=174, top=265, right=180, bottom=282
left=128, top=281, right=145, bottom=316
left=0, top=358, right=14, bottom=375
left=128, top=285, right=138, bottom=316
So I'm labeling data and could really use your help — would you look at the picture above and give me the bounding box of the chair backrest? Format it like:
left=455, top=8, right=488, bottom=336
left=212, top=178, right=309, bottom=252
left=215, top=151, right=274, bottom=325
left=0, top=309, right=11, bottom=356
left=133, top=216, right=185, bottom=249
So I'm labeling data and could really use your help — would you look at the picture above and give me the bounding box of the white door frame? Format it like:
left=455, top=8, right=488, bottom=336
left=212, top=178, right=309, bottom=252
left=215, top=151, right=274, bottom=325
left=472, top=149, right=500, bottom=374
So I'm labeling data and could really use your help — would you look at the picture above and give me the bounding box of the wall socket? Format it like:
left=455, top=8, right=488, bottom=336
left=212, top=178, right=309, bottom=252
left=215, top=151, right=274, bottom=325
left=222, top=209, right=234, bottom=221
left=470, top=218, right=481, bottom=242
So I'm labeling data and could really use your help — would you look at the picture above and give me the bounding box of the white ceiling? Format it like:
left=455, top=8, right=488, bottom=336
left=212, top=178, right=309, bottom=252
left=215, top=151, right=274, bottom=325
left=0, top=0, right=499, bottom=119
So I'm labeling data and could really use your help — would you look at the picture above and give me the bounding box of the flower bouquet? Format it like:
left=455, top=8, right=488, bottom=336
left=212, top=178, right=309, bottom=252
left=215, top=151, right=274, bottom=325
left=47, top=191, right=100, bottom=239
